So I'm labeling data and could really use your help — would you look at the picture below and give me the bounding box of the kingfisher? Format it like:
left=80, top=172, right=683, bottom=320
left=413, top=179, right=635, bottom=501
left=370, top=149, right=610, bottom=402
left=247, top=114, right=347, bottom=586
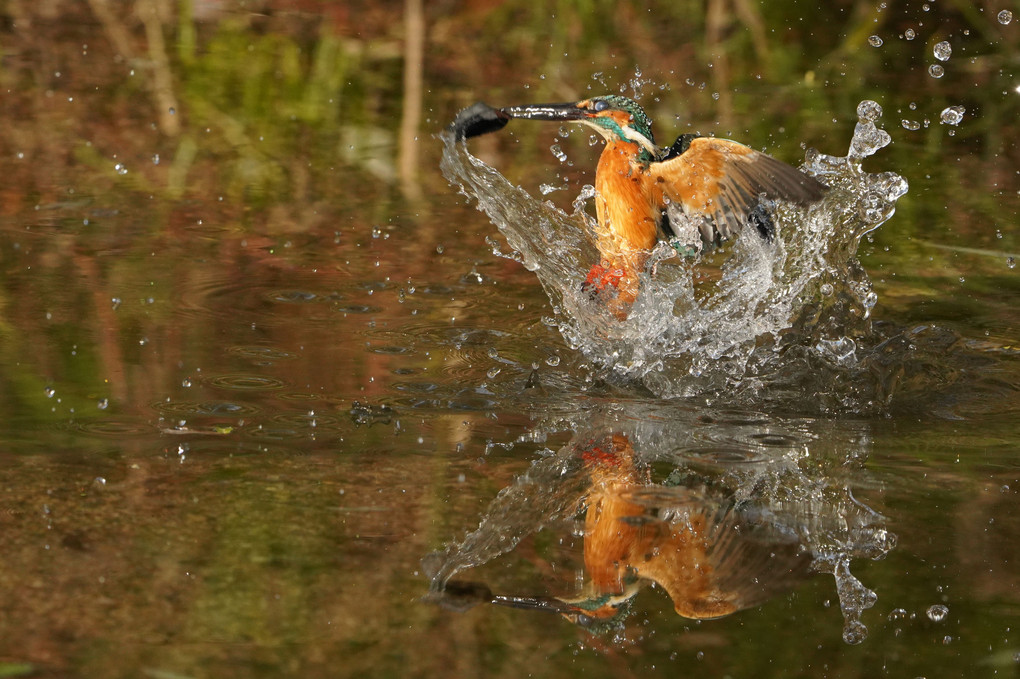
left=449, top=95, right=828, bottom=312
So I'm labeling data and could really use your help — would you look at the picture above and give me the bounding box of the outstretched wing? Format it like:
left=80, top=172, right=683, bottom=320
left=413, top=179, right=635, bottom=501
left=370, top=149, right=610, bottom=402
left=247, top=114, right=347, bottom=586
left=647, top=136, right=827, bottom=245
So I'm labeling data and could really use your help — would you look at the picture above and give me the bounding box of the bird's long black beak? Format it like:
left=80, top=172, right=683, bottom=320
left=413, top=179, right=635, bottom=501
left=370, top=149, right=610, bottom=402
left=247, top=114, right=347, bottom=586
left=501, top=102, right=587, bottom=122
left=448, top=101, right=586, bottom=140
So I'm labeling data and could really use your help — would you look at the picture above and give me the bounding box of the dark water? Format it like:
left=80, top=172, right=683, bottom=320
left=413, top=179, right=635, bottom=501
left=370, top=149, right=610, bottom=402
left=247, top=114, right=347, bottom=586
left=0, top=2, right=1018, bottom=678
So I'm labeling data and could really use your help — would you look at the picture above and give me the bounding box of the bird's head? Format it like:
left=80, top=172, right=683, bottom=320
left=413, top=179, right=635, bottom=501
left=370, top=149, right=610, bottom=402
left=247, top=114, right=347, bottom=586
left=501, top=95, right=657, bottom=161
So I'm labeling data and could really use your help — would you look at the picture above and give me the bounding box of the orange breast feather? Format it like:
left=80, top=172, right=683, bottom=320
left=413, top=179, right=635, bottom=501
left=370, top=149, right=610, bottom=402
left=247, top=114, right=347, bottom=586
left=593, top=141, right=659, bottom=270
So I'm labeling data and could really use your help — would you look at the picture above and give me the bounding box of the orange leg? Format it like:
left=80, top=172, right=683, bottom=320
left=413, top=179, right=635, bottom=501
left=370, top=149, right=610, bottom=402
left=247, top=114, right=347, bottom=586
left=581, top=262, right=640, bottom=320
left=582, top=263, right=626, bottom=294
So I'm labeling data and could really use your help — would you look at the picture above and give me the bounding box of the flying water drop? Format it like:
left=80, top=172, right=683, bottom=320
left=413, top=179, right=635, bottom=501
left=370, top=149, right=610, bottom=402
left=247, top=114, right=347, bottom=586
left=939, top=106, right=965, bottom=126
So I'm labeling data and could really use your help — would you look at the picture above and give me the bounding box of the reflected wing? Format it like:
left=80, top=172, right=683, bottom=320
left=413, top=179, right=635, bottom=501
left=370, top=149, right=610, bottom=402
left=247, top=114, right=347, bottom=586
left=648, top=137, right=827, bottom=244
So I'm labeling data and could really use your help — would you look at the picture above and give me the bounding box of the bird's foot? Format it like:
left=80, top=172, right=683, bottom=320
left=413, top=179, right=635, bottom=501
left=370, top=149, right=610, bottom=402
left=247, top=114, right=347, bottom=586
left=581, top=263, right=625, bottom=295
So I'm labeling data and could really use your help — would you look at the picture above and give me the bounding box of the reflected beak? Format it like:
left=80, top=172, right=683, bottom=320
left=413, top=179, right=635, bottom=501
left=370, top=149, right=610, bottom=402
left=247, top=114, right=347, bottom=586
left=489, top=593, right=572, bottom=615
left=426, top=580, right=571, bottom=615
left=501, top=103, right=588, bottom=122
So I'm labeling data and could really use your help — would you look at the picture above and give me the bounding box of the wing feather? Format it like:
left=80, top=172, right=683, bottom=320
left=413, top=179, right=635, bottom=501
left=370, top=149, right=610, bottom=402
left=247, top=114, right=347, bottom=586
left=648, top=137, right=827, bottom=244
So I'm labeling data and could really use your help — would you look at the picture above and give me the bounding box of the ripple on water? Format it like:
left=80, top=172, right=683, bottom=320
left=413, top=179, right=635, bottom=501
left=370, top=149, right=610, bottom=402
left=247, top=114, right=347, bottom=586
left=367, top=323, right=523, bottom=380
left=277, top=392, right=331, bottom=403
left=270, top=412, right=343, bottom=431
left=394, top=381, right=440, bottom=393
left=76, top=419, right=159, bottom=438
left=266, top=289, right=326, bottom=304
left=175, top=274, right=266, bottom=320
left=369, top=345, right=412, bottom=355
left=154, top=400, right=262, bottom=417
left=749, top=432, right=812, bottom=447
left=332, top=301, right=382, bottom=314
left=205, top=374, right=287, bottom=391
left=390, top=380, right=502, bottom=410
left=227, top=345, right=299, bottom=364
left=682, top=447, right=775, bottom=466
left=691, top=418, right=814, bottom=453
left=244, top=426, right=306, bottom=441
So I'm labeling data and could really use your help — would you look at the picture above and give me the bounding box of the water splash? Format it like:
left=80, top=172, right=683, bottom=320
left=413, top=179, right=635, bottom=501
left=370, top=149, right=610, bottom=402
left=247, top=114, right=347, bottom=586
left=442, top=100, right=908, bottom=412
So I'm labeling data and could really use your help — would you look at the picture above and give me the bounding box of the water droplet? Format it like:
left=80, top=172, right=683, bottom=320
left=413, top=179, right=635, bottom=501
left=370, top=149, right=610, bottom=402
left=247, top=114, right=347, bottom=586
left=168, top=107, right=176, bottom=115
left=888, top=608, right=909, bottom=621
left=486, top=367, right=501, bottom=379
left=904, top=28, right=916, bottom=40
left=97, top=398, right=109, bottom=410
left=545, top=355, right=561, bottom=367
left=901, top=119, right=921, bottom=130
left=111, top=297, right=121, bottom=310
left=842, top=620, right=868, bottom=644
left=997, top=9, right=1012, bottom=24
left=45, top=387, right=55, bottom=398
left=864, top=290, right=878, bottom=310
left=933, top=40, right=952, bottom=61
left=940, top=105, right=965, bottom=126
left=820, top=283, right=834, bottom=296
left=856, top=100, right=883, bottom=123
left=1006, top=256, right=1015, bottom=269
left=182, top=378, right=192, bottom=388
left=928, top=64, right=945, bottom=78
left=868, top=35, right=884, bottom=47
left=550, top=144, right=568, bottom=163
left=152, top=154, right=160, bottom=165
left=926, top=604, right=948, bottom=622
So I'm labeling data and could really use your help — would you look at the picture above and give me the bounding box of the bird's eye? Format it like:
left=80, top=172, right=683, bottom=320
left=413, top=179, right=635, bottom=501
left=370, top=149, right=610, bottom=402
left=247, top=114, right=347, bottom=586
left=592, top=99, right=610, bottom=112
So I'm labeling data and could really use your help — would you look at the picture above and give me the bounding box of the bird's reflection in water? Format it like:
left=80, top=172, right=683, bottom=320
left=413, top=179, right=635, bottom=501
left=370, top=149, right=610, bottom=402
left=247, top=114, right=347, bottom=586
left=424, top=409, right=895, bottom=642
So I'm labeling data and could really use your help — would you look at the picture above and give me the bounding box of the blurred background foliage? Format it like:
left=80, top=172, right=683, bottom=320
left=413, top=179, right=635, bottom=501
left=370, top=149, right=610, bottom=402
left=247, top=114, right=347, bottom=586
left=1, top=0, right=1015, bottom=210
